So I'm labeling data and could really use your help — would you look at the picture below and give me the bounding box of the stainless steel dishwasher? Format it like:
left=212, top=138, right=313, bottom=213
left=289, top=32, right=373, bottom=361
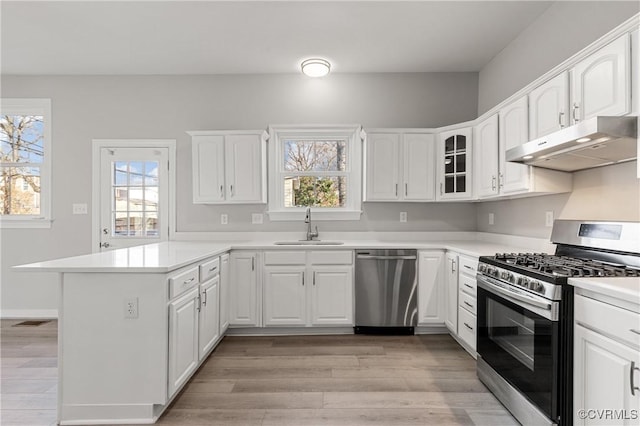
left=354, top=249, right=418, bottom=334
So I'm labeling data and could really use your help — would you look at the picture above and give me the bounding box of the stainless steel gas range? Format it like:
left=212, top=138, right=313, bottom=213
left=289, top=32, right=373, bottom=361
left=476, top=220, right=640, bottom=426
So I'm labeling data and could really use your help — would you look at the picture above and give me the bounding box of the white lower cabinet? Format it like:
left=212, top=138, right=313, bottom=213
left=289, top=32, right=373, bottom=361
left=264, top=266, right=307, bottom=326
left=219, top=253, right=230, bottom=333
left=262, top=250, right=354, bottom=327
left=574, top=292, right=640, bottom=425
left=168, top=286, right=200, bottom=397
left=198, top=276, right=220, bottom=358
left=456, top=255, right=478, bottom=356
left=417, top=250, right=445, bottom=325
left=311, top=266, right=353, bottom=325
left=444, top=252, right=458, bottom=333
left=229, top=251, right=260, bottom=327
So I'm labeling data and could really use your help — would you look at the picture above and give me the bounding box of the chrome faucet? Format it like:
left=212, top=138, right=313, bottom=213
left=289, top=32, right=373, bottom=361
left=304, top=206, right=319, bottom=241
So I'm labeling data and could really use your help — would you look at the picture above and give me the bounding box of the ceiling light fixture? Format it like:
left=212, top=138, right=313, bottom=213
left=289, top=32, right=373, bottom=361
left=301, top=58, right=331, bottom=77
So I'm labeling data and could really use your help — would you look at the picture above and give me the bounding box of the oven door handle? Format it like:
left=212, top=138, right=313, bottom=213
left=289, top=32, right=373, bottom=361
left=476, top=274, right=558, bottom=321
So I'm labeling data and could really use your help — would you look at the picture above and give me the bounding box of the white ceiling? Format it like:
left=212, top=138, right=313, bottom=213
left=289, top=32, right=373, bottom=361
left=1, top=1, right=554, bottom=75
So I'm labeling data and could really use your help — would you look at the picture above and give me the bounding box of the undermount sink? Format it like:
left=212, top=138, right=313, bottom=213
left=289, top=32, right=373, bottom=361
left=273, top=241, right=344, bottom=246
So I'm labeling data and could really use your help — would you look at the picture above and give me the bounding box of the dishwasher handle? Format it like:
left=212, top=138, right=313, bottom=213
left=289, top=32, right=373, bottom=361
left=356, top=255, right=417, bottom=260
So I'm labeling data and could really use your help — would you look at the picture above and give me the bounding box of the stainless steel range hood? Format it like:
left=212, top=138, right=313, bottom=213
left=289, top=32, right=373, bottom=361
left=506, top=116, right=637, bottom=172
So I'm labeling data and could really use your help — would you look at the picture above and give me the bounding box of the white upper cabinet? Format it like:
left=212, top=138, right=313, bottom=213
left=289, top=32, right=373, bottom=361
left=437, top=127, right=473, bottom=200
left=474, top=115, right=499, bottom=199
left=364, top=131, right=435, bottom=202
left=365, top=133, right=401, bottom=201
left=571, top=33, right=631, bottom=123
left=190, top=131, right=267, bottom=204
left=499, top=96, right=530, bottom=194
left=529, top=72, right=569, bottom=139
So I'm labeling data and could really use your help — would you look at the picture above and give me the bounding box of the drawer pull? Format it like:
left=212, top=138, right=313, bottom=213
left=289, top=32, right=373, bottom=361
left=464, top=283, right=474, bottom=290
left=209, top=266, right=217, bottom=272
left=463, top=265, right=474, bottom=270
left=631, top=361, right=640, bottom=396
left=630, top=329, right=640, bottom=336
left=184, top=277, right=195, bottom=285
left=464, top=322, right=474, bottom=331
left=464, top=301, right=474, bottom=309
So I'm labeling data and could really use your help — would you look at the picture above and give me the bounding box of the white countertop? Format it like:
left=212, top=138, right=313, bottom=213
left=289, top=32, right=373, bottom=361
left=14, top=239, right=542, bottom=273
left=569, top=276, right=640, bottom=307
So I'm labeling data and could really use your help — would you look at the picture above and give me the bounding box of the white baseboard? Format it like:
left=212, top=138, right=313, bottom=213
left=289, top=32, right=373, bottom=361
left=0, top=309, right=58, bottom=319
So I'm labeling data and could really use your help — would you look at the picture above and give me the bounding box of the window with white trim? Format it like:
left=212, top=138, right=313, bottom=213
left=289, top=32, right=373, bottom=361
left=267, top=125, right=363, bottom=221
left=0, top=99, right=51, bottom=228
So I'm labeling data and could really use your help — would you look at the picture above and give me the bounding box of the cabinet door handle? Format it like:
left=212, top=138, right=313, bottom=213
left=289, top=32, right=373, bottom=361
left=464, top=322, right=474, bottom=331
left=631, top=361, right=640, bottom=396
left=197, top=292, right=202, bottom=312
left=203, top=289, right=208, bottom=306
left=572, top=103, right=580, bottom=123
left=220, top=185, right=223, bottom=198
left=395, top=183, right=398, bottom=197
left=440, top=182, right=443, bottom=195
left=313, top=271, right=316, bottom=286
left=230, top=184, right=234, bottom=196
left=251, top=257, right=255, bottom=271
left=498, top=173, right=504, bottom=188
left=558, top=111, right=565, bottom=128
left=302, top=274, right=305, bottom=286
left=405, top=183, right=408, bottom=196
left=491, top=176, right=496, bottom=191
left=451, top=259, right=456, bottom=273
left=464, top=301, right=474, bottom=309
left=630, top=329, right=640, bottom=336
left=464, top=283, right=474, bottom=290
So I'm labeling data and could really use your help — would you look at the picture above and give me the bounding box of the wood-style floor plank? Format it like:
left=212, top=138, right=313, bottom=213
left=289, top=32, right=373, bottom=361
left=0, top=320, right=518, bottom=426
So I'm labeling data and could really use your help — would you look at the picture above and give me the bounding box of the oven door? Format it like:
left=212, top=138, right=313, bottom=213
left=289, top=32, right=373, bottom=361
left=476, top=274, right=560, bottom=421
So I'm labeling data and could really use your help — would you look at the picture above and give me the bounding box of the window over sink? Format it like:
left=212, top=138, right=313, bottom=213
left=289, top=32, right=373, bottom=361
left=267, top=125, right=363, bottom=221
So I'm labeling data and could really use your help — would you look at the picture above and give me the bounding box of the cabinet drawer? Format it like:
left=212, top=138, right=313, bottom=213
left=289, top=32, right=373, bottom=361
left=459, top=275, right=477, bottom=297
left=199, top=257, right=220, bottom=282
left=459, top=290, right=476, bottom=315
left=309, top=251, right=353, bottom=265
left=458, top=307, right=476, bottom=351
left=459, top=255, right=478, bottom=277
left=169, top=266, right=199, bottom=299
left=264, top=251, right=306, bottom=265
left=575, top=294, right=640, bottom=348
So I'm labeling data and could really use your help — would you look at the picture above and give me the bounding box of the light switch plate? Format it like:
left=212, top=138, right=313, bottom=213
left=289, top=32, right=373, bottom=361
left=545, top=211, right=554, bottom=227
left=72, top=203, right=88, bottom=215
left=220, top=214, right=228, bottom=225
left=488, top=213, right=495, bottom=225
left=252, top=213, right=264, bottom=224
left=400, top=212, right=407, bottom=223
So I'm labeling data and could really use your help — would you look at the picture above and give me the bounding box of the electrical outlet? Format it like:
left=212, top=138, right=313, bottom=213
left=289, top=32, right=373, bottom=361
left=72, top=203, right=88, bottom=215
left=252, top=213, right=263, bottom=224
left=488, top=213, right=495, bottom=225
left=124, top=297, right=138, bottom=319
left=545, top=211, right=554, bottom=227
left=220, top=214, right=228, bottom=225
left=400, top=212, right=407, bottom=223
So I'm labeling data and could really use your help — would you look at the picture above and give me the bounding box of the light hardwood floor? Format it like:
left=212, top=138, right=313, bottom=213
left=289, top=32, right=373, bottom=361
left=1, top=320, right=519, bottom=426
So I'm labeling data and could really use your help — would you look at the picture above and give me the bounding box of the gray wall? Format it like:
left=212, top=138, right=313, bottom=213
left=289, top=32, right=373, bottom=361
left=476, top=162, right=640, bottom=239
left=1, top=73, right=479, bottom=314
left=478, top=1, right=639, bottom=115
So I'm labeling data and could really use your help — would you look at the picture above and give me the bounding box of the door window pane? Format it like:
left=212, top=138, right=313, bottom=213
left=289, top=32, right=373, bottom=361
left=110, top=160, right=160, bottom=238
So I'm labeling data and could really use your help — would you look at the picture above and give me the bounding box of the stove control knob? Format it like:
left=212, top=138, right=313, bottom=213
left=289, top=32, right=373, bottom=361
left=520, top=277, right=529, bottom=288
left=534, top=282, right=545, bottom=294
left=500, top=271, right=513, bottom=282
left=478, top=264, right=486, bottom=273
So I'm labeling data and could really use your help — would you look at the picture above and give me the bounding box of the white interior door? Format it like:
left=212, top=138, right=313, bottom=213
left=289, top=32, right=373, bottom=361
left=99, top=147, right=168, bottom=250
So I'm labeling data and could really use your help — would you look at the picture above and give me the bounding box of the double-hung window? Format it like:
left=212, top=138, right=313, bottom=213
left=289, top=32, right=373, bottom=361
left=0, top=99, right=51, bottom=228
left=267, top=125, right=362, bottom=220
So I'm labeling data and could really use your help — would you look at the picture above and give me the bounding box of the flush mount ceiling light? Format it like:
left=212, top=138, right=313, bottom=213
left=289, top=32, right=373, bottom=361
left=301, top=58, right=331, bottom=77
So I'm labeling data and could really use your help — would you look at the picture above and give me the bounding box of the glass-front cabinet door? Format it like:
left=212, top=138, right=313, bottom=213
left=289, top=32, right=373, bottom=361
left=437, top=127, right=473, bottom=200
